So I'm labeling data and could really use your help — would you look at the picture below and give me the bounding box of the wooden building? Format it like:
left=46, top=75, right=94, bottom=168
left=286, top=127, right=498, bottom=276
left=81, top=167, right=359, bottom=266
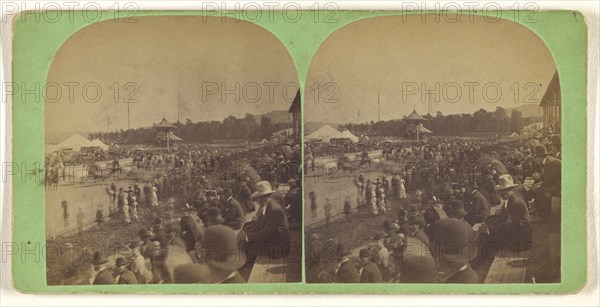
left=540, top=71, right=561, bottom=132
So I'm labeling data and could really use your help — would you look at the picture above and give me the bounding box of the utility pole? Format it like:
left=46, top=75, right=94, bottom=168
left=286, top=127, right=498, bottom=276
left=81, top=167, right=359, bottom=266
left=378, top=92, right=381, bottom=138
left=127, top=101, right=131, bottom=144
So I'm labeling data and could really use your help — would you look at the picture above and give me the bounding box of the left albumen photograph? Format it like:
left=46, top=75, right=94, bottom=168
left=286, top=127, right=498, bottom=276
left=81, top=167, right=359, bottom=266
left=44, top=16, right=302, bottom=285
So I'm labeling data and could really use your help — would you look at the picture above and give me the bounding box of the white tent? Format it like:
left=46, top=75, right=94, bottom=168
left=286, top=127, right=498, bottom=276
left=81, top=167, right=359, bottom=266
left=417, top=126, right=434, bottom=134
left=306, top=125, right=339, bottom=142
left=336, top=130, right=359, bottom=143
left=90, top=139, right=109, bottom=151
left=54, top=134, right=93, bottom=152
left=274, top=128, right=293, bottom=137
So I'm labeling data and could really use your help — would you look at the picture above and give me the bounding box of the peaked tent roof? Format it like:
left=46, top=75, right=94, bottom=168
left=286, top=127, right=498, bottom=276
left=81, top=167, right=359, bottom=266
left=418, top=126, right=433, bottom=133
left=406, top=110, right=427, bottom=121
left=90, top=139, right=109, bottom=150
left=155, top=117, right=176, bottom=128
left=306, top=124, right=339, bottom=142
left=169, top=134, right=183, bottom=141
left=55, top=133, right=93, bottom=151
left=335, top=130, right=359, bottom=142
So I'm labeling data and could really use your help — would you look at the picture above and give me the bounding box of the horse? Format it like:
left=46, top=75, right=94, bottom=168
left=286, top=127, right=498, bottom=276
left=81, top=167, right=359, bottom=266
left=45, top=168, right=59, bottom=190
left=323, top=161, right=338, bottom=177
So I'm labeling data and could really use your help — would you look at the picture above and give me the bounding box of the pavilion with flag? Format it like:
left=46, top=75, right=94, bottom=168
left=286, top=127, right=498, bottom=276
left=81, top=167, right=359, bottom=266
left=404, top=110, right=433, bottom=143
left=154, top=117, right=182, bottom=149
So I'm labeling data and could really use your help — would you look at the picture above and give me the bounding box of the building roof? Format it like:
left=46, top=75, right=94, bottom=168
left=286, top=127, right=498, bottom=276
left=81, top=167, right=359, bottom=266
left=539, top=70, right=561, bottom=107
left=155, top=117, right=176, bottom=128
left=288, top=90, right=300, bottom=113
left=406, top=110, right=427, bottom=121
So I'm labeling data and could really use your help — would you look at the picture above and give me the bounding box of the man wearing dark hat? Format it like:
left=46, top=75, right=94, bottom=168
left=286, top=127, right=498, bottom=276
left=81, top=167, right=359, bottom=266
left=407, top=215, right=430, bottom=246
left=334, top=243, right=360, bottom=283
left=464, top=182, right=490, bottom=226
left=221, top=188, right=245, bottom=230
left=382, top=220, right=403, bottom=250
left=395, top=208, right=412, bottom=235
left=531, top=145, right=561, bottom=223
left=548, top=134, right=561, bottom=159
left=430, top=218, right=479, bottom=283
left=390, top=236, right=437, bottom=283
left=481, top=174, right=532, bottom=251
left=243, top=181, right=291, bottom=260
left=358, top=248, right=382, bottom=283
left=114, top=257, right=138, bottom=284
left=173, top=225, right=246, bottom=283
left=446, top=199, right=468, bottom=220
left=285, top=178, right=303, bottom=228
left=203, top=207, right=225, bottom=227
left=90, top=251, right=116, bottom=285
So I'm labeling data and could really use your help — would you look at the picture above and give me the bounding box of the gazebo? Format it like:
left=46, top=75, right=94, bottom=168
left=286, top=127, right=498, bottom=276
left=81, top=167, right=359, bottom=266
left=155, top=117, right=182, bottom=149
left=405, top=110, right=430, bottom=143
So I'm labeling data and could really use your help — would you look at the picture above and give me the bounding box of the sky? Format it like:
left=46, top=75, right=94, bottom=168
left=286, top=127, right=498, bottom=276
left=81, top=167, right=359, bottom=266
left=45, top=16, right=298, bottom=140
left=304, top=14, right=557, bottom=124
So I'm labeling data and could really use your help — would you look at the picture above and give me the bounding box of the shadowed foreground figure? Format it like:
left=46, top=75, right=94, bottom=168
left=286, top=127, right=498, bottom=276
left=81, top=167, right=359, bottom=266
left=173, top=225, right=246, bottom=283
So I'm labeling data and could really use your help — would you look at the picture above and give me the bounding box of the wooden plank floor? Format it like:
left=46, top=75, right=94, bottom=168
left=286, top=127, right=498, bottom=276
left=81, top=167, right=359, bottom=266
left=484, top=246, right=529, bottom=284
left=484, top=254, right=528, bottom=283
left=248, top=256, right=287, bottom=283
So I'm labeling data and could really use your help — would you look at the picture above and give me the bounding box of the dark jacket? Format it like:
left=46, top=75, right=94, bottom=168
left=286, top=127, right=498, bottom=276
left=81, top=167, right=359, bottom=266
left=359, top=261, right=383, bottom=283
left=93, top=269, right=116, bottom=285
left=117, top=269, right=139, bottom=284
left=245, top=199, right=290, bottom=259
left=336, top=259, right=360, bottom=283
left=222, top=197, right=245, bottom=230
left=541, top=156, right=561, bottom=195
left=465, top=190, right=490, bottom=225
left=488, top=193, right=532, bottom=251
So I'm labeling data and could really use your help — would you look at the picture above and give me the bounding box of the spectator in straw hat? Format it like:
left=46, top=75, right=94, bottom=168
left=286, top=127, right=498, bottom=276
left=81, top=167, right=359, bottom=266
left=481, top=174, right=532, bottom=251
left=173, top=225, right=246, bottom=283
left=243, top=181, right=290, bottom=261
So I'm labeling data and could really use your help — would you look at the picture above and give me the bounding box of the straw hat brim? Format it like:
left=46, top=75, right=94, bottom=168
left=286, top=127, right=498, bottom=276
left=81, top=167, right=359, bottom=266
left=251, top=190, right=274, bottom=199
left=496, top=183, right=518, bottom=191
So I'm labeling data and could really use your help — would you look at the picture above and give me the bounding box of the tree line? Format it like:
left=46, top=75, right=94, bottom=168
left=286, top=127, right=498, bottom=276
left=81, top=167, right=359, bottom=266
left=339, top=107, right=539, bottom=137
left=88, top=114, right=290, bottom=145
